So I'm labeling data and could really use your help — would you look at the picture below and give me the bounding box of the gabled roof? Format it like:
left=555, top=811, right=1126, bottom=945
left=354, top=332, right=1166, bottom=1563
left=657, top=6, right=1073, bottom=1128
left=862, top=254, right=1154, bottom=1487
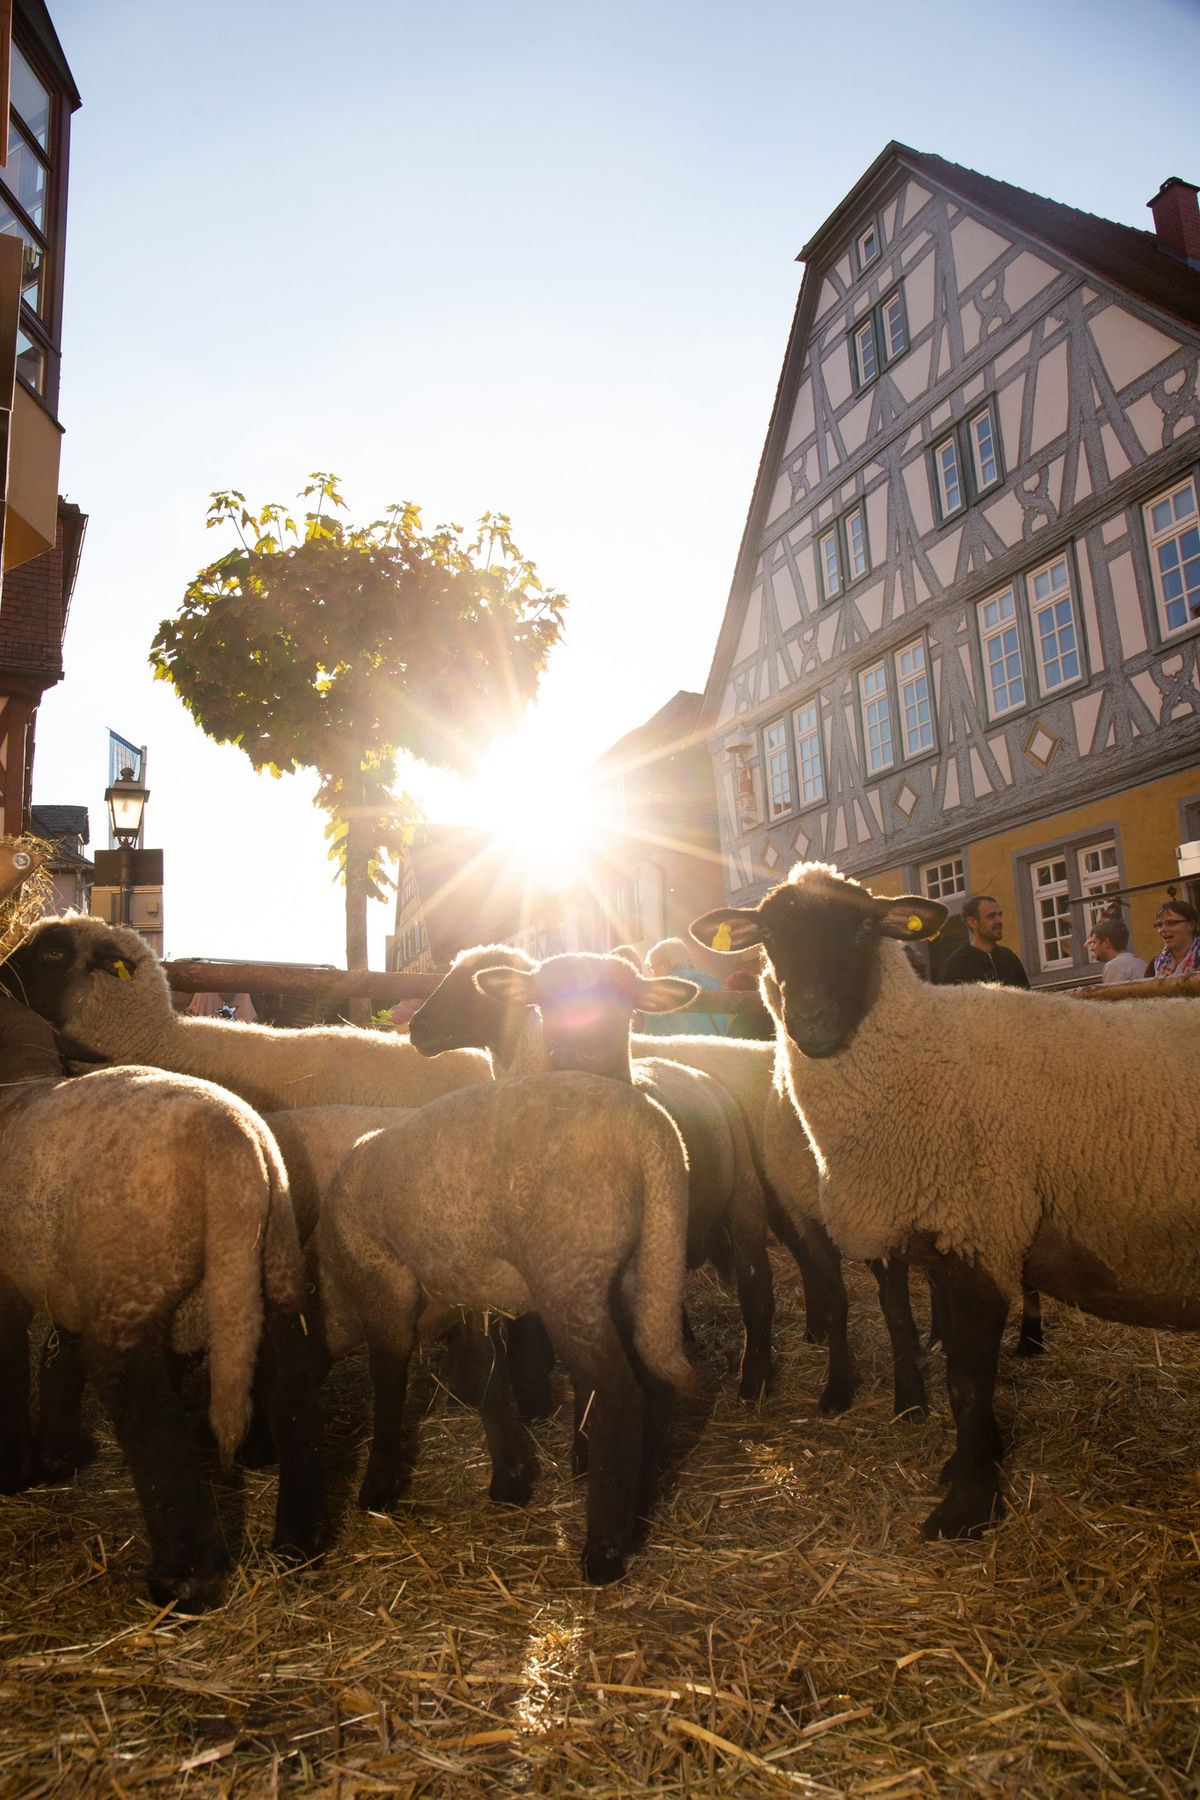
left=700, top=142, right=1200, bottom=730
left=31, top=803, right=89, bottom=844
left=803, top=143, right=1200, bottom=332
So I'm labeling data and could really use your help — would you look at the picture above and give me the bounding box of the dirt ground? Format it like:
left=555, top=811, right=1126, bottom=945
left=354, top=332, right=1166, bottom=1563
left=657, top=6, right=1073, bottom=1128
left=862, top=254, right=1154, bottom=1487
left=1, top=1252, right=1197, bottom=1797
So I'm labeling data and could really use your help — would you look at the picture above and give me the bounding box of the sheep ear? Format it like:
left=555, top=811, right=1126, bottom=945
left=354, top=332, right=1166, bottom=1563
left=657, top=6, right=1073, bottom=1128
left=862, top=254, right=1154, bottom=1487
left=474, top=966, right=538, bottom=1006
left=636, top=976, right=699, bottom=1015
left=690, top=908, right=766, bottom=954
left=871, top=896, right=948, bottom=942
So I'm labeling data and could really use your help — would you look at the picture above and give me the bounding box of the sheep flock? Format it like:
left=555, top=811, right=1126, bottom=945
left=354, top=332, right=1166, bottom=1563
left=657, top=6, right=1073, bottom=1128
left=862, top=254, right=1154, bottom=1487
left=0, top=882, right=1198, bottom=1795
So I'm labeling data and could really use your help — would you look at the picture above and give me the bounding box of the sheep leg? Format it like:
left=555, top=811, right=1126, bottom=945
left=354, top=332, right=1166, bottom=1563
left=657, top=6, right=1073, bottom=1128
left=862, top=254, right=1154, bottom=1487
left=920, top=1261, right=1008, bottom=1541
left=256, top=1306, right=330, bottom=1564
left=505, top=1313, right=557, bottom=1421
left=88, top=1335, right=230, bottom=1611
left=0, top=1284, right=35, bottom=1493
left=765, top=1187, right=829, bottom=1343
left=561, top=1333, right=645, bottom=1585
left=36, top=1325, right=94, bottom=1482
left=727, top=1223, right=775, bottom=1403
left=928, top=1281, right=945, bottom=1352
left=1016, top=1285, right=1045, bottom=1356
left=870, top=1258, right=928, bottom=1421
left=446, top=1315, right=538, bottom=1505
left=358, top=1344, right=414, bottom=1514
left=801, top=1223, right=858, bottom=1414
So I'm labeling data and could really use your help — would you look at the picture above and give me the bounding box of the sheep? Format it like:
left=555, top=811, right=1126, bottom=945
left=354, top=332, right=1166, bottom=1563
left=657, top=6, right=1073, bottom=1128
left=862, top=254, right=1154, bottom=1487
left=0, top=993, right=327, bottom=1608
left=692, top=860, right=1200, bottom=1540
left=310, top=1071, right=693, bottom=1584
left=464, top=949, right=776, bottom=1401
left=1, top=915, right=492, bottom=1113
left=410, top=945, right=919, bottom=1415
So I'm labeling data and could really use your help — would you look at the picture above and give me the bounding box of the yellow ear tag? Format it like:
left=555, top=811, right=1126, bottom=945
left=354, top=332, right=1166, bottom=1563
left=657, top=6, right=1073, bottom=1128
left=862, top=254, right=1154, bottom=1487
left=712, top=923, right=733, bottom=952
left=906, top=916, right=924, bottom=935
left=114, top=959, right=132, bottom=981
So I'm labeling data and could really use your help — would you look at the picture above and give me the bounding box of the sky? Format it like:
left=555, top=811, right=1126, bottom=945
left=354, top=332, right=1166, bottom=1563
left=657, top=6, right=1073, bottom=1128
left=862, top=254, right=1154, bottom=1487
left=28, top=0, right=1200, bottom=967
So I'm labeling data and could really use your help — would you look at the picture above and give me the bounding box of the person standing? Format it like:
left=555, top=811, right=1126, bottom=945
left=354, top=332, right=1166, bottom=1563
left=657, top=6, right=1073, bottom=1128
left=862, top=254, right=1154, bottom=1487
left=640, top=937, right=723, bottom=1035
left=1086, top=916, right=1146, bottom=984
left=1146, top=899, right=1200, bottom=980
left=938, top=894, right=1031, bottom=989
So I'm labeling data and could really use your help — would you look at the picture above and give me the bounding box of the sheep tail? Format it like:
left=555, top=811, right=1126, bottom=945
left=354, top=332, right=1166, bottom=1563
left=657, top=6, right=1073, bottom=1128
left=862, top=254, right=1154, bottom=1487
left=631, top=1102, right=695, bottom=1393
left=201, top=1134, right=275, bottom=1464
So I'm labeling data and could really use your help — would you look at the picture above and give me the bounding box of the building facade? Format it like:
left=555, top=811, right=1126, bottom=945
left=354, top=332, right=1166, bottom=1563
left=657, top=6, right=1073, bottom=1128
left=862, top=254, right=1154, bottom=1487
left=702, top=144, right=1200, bottom=984
left=0, top=0, right=83, bottom=839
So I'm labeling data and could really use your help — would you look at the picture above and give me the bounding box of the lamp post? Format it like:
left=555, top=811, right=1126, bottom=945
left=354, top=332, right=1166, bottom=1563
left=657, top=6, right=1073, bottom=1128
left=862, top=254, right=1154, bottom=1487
left=104, top=766, right=149, bottom=926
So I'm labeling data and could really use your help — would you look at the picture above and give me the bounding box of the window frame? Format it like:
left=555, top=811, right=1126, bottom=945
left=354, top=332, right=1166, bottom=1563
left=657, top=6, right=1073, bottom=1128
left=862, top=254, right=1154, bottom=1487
left=815, top=500, right=871, bottom=604
left=920, top=854, right=966, bottom=902
left=1019, top=831, right=1124, bottom=981
left=855, top=634, right=938, bottom=782
left=1143, top=475, right=1200, bottom=642
left=0, top=30, right=66, bottom=413
left=1027, top=550, right=1085, bottom=696
left=849, top=285, right=909, bottom=392
left=976, top=582, right=1029, bottom=721
left=855, top=217, right=882, bottom=274
left=928, top=396, right=1004, bottom=525
left=792, top=697, right=826, bottom=809
left=761, top=715, right=796, bottom=822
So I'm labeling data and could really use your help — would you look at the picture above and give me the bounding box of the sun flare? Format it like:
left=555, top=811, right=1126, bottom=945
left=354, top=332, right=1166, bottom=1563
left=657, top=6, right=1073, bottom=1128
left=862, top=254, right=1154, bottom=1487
left=458, top=730, right=608, bottom=892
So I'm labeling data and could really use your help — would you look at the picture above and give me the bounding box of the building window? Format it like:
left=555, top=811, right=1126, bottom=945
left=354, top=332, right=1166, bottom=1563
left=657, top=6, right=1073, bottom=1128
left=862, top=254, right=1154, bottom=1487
left=978, top=585, right=1026, bottom=718
left=1029, top=554, right=1081, bottom=692
left=856, top=220, right=880, bottom=270
left=859, top=662, right=895, bottom=774
left=896, top=640, right=933, bottom=756
left=793, top=700, right=825, bottom=806
left=763, top=717, right=794, bottom=819
left=1144, top=478, right=1200, bottom=638
left=858, top=639, right=937, bottom=778
left=850, top=287, right=909, bottom=390
left=1025, top=837, right=1120, bottom=974
left=0, top=42, right=58, bottom=402
left=819, top=526, right=842, bottom=600
left=933, top=435, right=963, bottom=517
left=816, top=502, right=870, bottom=602
left=922, top=855, right=965, bottom=900
left=930, top=399, right=1003, bottom=522
left=853, top=315, right=879, bottom=386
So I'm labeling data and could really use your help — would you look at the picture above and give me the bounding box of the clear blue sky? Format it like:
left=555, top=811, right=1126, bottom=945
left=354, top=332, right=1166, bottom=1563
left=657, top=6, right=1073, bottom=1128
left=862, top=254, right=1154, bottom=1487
left=31, top=0, right=1200, bottom=965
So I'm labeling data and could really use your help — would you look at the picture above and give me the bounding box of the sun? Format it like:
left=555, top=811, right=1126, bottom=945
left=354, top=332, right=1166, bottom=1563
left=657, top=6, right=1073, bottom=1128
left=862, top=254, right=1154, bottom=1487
left=458, top=730, right=607, bottom=892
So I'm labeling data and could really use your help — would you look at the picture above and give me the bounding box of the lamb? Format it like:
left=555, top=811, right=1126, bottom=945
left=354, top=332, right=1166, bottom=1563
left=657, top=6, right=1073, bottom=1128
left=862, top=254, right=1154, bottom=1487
left=411, top=945, right=918, bottom=1415
left=0, top=993, right=327, bottom=1609
left=310, top=1071, right=693, bottom=1583
left=1, top=915, right=491, bottom=1113
left=692, top=861, right=1200, bottom=1540
left=462, top=949, right=776, bottom=1400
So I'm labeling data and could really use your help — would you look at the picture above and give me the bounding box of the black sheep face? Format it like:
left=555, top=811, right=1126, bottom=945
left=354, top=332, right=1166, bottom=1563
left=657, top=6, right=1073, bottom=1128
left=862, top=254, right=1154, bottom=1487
left=408, top=945, right=534, bottom=1057
left=0, top=921, right=142, bottom=1026
left=692, top=865, right=945, bottom=1060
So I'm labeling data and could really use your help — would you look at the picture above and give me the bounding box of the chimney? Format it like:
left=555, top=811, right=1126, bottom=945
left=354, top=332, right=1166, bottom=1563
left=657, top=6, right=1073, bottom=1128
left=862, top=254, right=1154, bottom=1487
left=1147, top=177, right=1200, bottom=263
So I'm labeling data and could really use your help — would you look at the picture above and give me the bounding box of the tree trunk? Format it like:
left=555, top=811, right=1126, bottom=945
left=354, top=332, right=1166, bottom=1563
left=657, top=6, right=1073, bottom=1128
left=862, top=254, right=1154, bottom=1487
left=343, top=812, right=371, bottom=1027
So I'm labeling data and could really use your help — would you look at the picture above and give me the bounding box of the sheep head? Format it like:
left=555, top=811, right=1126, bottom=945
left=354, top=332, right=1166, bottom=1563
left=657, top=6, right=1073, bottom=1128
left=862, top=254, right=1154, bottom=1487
left=0, top=915, right=167, bottom=1054
left=691, top=862, right=945, bottom=1059
left=408, top=943, right=536, bottom=1063
left=475, top=951, right=698, bottom=1079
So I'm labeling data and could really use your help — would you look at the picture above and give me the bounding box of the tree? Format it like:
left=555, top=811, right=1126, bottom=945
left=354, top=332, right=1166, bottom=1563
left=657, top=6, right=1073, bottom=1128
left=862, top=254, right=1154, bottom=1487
left=151, top=474, right=567, bottom=975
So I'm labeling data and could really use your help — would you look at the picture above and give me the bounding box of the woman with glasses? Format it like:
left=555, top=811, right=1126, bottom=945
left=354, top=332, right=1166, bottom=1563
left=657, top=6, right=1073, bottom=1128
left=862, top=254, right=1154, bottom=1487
left=1147, top=899, right=1200, bottom=979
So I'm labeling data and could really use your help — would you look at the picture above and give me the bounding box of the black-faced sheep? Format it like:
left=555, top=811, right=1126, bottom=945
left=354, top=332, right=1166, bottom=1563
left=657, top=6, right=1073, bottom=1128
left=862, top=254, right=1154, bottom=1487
left=464, top=949, right=776, bottom=1401
left=310, top=1071, right=693, bottom=1584
left=1, top=916, right=491, bottom=1112
left=693, top=861, right=1200, bottom=1540
left=0, top=994, right=327, bottom=1608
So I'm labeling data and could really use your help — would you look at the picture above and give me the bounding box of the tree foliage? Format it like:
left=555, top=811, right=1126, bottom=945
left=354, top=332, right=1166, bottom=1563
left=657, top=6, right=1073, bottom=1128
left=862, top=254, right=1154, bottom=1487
left=151, top=474, right=567, bottom=966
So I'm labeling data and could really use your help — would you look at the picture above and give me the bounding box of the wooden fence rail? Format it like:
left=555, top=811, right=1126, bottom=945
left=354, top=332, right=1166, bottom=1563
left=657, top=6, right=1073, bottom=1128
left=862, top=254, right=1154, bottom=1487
left=162, top=960, right=768, bottom=1017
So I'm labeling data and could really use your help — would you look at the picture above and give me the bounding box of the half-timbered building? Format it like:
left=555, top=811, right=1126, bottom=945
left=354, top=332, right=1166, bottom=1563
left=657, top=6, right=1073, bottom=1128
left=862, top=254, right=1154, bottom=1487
left=702, top=144, right=1200, bottom=983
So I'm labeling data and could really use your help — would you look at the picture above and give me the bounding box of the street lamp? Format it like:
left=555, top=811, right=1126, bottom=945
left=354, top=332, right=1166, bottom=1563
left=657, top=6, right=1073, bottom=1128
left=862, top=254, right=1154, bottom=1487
left=104, top=766, right=149, bottom=926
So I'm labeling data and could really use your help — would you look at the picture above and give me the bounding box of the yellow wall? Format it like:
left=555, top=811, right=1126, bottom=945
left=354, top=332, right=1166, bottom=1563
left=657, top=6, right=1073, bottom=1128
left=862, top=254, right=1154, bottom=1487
left=964, top=767, right=1199, bottom=970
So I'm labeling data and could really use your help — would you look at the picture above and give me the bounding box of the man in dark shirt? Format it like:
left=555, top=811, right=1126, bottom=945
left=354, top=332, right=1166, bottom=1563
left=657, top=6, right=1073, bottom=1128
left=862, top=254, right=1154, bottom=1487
left=938, top=894, right=1031, bottom=988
